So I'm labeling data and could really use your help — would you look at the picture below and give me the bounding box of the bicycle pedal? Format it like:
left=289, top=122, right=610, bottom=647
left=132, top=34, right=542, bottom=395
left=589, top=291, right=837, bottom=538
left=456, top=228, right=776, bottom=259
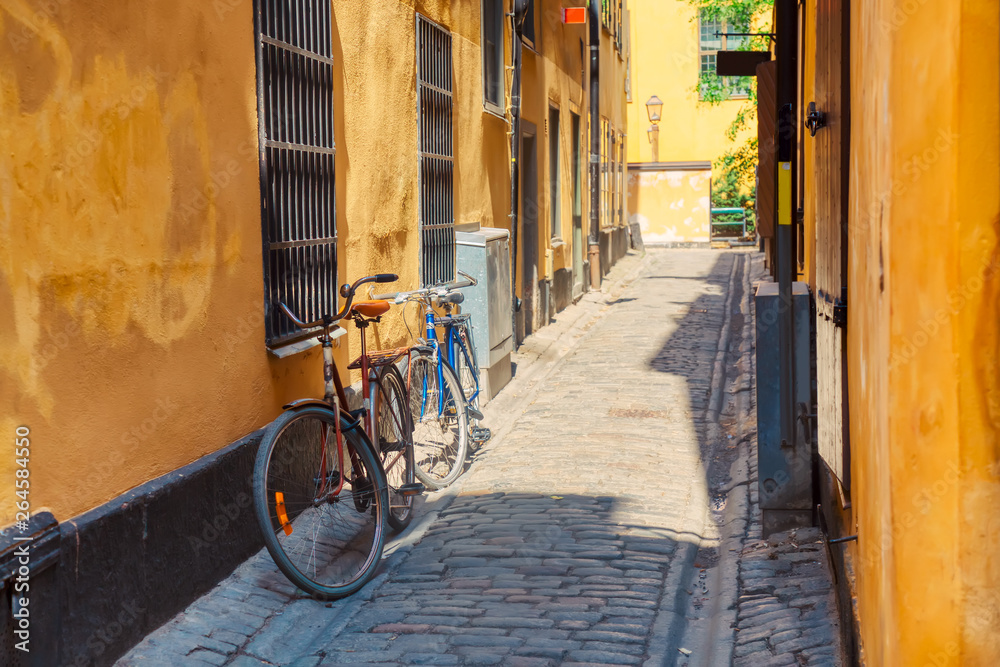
left=398, top=482, right=426, bottom=497
left=471, top=426, right=492, bottom=443
left=467, top=406, right=484, bottom=421
left=380, top=439, right=406, bottom=452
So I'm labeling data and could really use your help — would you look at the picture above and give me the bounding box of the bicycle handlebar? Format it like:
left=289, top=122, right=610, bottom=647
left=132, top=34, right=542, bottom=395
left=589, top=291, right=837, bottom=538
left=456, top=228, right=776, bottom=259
left=277, top=273, right=399, bottom=331
left=371, top=271, right=478, bottom=302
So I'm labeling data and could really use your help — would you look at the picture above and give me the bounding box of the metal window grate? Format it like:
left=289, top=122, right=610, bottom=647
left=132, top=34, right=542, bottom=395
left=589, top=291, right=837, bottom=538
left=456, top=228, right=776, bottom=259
left=255, top=0, right=336, bottom=345
left=416, top=15, right=455, bottom=287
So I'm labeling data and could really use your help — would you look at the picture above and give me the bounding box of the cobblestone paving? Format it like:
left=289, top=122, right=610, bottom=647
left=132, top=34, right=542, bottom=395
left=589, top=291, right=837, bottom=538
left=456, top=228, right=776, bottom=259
left=117, top=249, right=844, bottom=667
left=729, top=258, right=843, bottom=667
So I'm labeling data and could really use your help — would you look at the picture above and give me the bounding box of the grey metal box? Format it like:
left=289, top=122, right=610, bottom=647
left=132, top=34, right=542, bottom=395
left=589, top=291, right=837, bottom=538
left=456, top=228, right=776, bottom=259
left=456, top=226, right=513, bottom=403
left=755, top=281, right=813, bottom=535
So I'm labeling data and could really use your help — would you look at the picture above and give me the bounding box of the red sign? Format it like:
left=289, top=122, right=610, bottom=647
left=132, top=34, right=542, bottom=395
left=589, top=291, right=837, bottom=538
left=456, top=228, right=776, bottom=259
left=563, top=7, right=586, bottom=24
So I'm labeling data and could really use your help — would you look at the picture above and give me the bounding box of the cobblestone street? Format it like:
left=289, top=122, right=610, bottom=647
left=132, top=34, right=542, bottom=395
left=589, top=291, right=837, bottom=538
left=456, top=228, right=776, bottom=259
left=119, top=249, right=843, bottom=666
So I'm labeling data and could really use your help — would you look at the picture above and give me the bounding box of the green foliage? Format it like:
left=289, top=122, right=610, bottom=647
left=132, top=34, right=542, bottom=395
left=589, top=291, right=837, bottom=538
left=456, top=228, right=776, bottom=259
left=689, top=0, right=773, bottom=198
left=712, top=159, right=756, bottom=231
left=688, top=0, right=772, bottom=34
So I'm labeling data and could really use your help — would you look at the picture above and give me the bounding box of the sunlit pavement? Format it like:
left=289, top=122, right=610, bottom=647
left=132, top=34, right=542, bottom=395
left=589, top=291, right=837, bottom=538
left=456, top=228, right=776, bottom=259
left=118, top=249, right=842, bottom=667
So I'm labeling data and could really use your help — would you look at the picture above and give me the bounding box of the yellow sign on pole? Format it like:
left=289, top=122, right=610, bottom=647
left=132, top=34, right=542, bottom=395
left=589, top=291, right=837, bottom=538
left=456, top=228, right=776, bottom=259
left=778, top=161, right=792, bottom=226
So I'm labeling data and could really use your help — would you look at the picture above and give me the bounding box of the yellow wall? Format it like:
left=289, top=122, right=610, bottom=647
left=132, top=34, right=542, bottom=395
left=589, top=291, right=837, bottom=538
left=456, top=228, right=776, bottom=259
left=627, top=167, right=711, bottom=243
left=625, top=0, right=750, bottom=165
left=0, top=0, right=628, bottom=528
left=0, top=0, right=511, bottom=525
left=516, top=1, right=629, bottom=289
left=843, top=0, right=1000, bottom=663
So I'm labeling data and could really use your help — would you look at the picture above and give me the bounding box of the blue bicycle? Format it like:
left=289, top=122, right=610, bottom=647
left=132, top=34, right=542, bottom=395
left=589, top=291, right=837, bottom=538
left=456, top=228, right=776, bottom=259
left=374, top=272, right=490, bottom=489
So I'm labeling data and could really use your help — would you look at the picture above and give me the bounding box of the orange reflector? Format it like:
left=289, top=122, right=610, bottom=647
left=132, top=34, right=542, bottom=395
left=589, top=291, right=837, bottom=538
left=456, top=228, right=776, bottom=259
left=563, top=7, right=586, bottom=23
left=275, top=491, right=293, bottom=536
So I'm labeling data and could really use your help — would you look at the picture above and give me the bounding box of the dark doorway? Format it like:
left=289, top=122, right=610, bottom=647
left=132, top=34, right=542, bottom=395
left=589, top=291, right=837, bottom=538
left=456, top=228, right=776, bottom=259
left=519, top=122, right=539, bottom=344
left=571, top=112, right=584, bottom=297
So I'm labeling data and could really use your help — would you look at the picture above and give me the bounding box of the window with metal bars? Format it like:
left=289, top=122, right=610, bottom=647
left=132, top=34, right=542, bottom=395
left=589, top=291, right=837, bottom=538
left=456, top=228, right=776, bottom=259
left=417, top=15, right=455, bottom=287
left=254, top=0, right=336, bottom=346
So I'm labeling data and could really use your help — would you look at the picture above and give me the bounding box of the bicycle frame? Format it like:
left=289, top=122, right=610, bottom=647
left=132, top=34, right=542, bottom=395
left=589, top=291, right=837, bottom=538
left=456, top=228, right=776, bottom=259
left=419, top=307, right=476, bottom=416
left=352, top=317, right=406, bottom=477
left=445, top=320, right=480, bottom=407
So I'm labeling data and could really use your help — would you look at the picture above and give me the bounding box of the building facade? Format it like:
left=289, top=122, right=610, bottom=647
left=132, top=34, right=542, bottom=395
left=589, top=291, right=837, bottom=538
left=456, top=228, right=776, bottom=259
left=0, top=0, right=629, bottom=663
left=624, top=0, right=754, bottom=245
left=761, top=0, right=1000, bottom=663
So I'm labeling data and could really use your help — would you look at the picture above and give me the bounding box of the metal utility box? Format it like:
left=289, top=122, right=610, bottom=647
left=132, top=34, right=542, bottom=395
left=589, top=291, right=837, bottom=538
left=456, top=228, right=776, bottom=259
left=456, top=225, right=513, bottom=403
left=755, top=281, right=813, bottom=535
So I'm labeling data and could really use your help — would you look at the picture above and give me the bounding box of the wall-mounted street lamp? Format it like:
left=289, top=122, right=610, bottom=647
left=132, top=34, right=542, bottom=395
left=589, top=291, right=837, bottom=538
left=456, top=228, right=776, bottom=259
left=646, top=95, right=663, bottom=162
left=645, top=95, right=663, bottom=123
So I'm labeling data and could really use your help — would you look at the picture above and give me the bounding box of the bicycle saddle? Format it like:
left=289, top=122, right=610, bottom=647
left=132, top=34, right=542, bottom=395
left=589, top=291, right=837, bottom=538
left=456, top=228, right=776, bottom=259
left=438, top=292, right=464, bottom=305
left=351, top=301, right=390, bottom=318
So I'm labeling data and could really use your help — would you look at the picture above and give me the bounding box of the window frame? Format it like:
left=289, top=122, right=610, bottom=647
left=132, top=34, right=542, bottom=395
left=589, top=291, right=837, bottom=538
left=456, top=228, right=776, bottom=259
left=698, top=11, right=752, bottom=100
left=521, top=0, right=537, bottom=51
left=548, top=105, right=561, bottom=240
left=481, top=0, right=505, bottom=117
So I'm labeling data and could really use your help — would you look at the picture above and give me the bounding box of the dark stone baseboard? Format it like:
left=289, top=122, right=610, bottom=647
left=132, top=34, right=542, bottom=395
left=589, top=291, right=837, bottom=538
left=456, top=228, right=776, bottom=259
left=0, top=429, right=265, bottom=667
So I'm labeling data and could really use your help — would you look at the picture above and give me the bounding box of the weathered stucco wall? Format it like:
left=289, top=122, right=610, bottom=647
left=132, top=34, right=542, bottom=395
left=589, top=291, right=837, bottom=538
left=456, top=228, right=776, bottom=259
left=846, top=0, right=1000, bottom=663
left=0, top=0, right=626, bottom=527
left=626, top=167, right=710, bottom=244
left=0, top=0, right=280, bottom=525
left=0, top=0, right=514, bottom=525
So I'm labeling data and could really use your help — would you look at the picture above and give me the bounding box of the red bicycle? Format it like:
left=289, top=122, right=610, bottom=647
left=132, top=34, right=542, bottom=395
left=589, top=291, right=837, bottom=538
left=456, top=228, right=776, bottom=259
left=252, top=274, right=423, bottom=599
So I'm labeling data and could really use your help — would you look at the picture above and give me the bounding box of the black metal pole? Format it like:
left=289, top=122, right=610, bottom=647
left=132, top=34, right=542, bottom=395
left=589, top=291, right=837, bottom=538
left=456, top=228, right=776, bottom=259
left=776, top=0, right=797, bottom=460
left=510, top=1, right=526, bottom=347
left=588, top=0, right=601, bottom=289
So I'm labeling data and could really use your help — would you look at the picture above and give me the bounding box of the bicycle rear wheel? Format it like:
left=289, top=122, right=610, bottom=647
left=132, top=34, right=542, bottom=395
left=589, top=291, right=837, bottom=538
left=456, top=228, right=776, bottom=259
left=376, top=365, right=415, bottom=531
left=253, top=405, right=387, bottom=600
left=408, top=353, right=468, bottom=489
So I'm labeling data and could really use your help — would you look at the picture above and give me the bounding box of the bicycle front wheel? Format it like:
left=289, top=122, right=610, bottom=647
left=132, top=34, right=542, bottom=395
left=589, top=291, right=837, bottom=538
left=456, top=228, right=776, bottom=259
left=253, top=405, right=388, bottom=600
left=376, top=365, right=415, bottom=532
left=409, top=354, right=469, bottom=489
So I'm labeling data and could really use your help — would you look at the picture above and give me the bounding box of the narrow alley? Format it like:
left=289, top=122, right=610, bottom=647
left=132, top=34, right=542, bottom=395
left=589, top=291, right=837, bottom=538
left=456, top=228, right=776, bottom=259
left=119, top=249, right=842, bottom=667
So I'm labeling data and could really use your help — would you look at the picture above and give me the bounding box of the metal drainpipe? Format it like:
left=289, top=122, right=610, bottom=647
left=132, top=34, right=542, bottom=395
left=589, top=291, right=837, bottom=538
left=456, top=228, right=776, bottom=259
left=776, top=0, right=798, bottom=478
left=588, top=0, right=601, bottom=289
left=510, top=0, right=526, bottom=348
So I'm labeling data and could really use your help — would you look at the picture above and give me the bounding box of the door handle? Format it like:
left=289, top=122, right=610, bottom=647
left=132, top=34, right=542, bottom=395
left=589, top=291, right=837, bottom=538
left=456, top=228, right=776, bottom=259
left=804, top=101, right=826, bottom=137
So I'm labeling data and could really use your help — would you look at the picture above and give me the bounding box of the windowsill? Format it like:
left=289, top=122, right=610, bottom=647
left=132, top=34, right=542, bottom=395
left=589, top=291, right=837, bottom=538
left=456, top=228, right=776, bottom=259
left=550, top=237, right=566, bottom=248
left=267, top=326, right=346, bottom=358
left=697, top=93, right=751, bottom=102
left=483, top=102, right=506, bottom=121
